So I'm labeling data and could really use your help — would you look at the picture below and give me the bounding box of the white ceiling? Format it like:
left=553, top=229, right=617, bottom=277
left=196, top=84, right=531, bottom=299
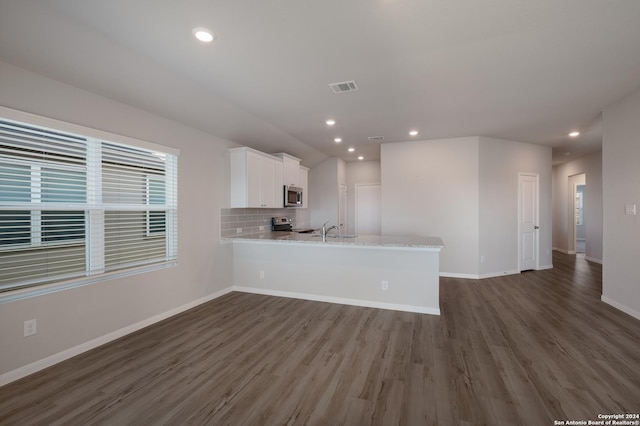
left=1, top=0, right=640, bottom=167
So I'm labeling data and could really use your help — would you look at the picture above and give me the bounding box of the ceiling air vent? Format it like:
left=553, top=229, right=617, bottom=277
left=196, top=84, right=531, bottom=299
left=329, top=80, right=359, bottom=94
left=368, top=136, right=384, bottom=141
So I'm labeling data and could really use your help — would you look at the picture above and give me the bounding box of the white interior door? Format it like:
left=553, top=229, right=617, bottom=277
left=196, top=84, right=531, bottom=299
left=355, top=184, right=381, bottom=235
left=519, top=173, right=539, bottom=271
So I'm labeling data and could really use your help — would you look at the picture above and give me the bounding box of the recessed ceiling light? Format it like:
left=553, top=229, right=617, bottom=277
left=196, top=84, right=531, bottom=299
left=409, top=130, right=419, bottom=136
left=358, top=156, right=364, bottom=160
left=334, top=137, right=342, bottom=143
left=569, top=131, right=580, bottom=138
left=348, top=147, right=355, bottom=152
left=192, top=27, right=215, bottom=43
left=326, top=119, right=336, bottom=126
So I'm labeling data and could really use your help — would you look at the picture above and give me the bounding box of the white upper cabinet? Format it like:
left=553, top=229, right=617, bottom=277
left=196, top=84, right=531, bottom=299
left=273, top=153, right=301, bottom=187
left=229, top=147, right=281, bottom=208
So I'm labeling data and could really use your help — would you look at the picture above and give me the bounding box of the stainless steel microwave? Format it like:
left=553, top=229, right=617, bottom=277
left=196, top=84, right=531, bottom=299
left=284, top=185, right=303, bottom=207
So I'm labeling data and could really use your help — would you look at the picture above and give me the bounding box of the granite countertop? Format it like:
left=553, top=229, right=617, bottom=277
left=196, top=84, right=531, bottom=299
left=223, top=231, right=444, bottom=249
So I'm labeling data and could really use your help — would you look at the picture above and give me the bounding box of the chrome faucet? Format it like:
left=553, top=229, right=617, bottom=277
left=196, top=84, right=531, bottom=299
left=322, top=221, right=338, bottom=238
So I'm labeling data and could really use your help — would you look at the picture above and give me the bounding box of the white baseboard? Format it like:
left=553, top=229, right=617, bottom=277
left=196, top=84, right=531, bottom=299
left=232, top=286, right=440, bottom=316
left=440, top=272, right=480, bottom=279
left=442, top=266, right=553, bottom=280
left=553, top=247, right=601, bottom=263
left=477, top=270, right=520, bottom=279
left=0, top=287, right=234, bottom=387
left=441, top=270, right=522, bottom=279
left=553, top=247, right=576, bottom=254
left=601, top=295, right=640, bottom=321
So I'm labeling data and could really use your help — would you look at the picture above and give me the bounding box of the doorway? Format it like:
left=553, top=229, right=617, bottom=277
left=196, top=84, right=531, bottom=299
left=568, top=173, right=586, bottom=255
left=518, top=173, right=539, bottom=271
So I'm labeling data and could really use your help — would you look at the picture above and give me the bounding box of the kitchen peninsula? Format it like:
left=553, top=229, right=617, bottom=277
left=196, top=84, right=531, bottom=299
left=224, top=233, right=444, bottom=315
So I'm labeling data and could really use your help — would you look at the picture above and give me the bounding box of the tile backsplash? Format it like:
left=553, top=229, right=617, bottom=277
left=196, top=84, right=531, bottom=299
left=220, top=208, right=311, bottom=237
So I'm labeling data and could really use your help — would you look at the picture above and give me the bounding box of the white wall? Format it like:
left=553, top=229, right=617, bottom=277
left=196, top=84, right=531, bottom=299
left=233, top=241, right=441, bottom=315
left=602, top=87, right=640, bottom=319
left=346, top=161, right=381, bottom=235
left=308, top=157, right=345, bottom=228
left=0, top=61, right=235, bottom=378
left=552, top=151, right=602, bottom=262
left=478, top=137, right=553, bottom=276
left=381, top=136, right=552, bottom=277
left=381, top=137, right=480, bottom=276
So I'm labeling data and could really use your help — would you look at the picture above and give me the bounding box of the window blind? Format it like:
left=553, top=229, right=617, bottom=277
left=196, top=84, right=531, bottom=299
left=0, top=117, right=178, bottom=294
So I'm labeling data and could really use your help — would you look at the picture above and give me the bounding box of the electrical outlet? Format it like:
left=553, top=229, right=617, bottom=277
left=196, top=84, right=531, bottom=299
left=259, top=225, right=264, bottom=231
left=24, top=319, right=37, bottom=337
left=260, top=270, right=265, bottom=279
left=381, top=280, right=389, bottom=290
left=625, top=204, right=637, bottom=215
left=237, top=227, right=242, bottom=234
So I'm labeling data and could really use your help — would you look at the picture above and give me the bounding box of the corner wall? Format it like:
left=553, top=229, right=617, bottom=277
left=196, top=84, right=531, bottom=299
left=381, top=137, right=480, bottom=276
left=602, top=86, right=640, bottom=319
left=381, top=136, right=552, bottom=278
left=551, top=151, right=603, bottom=262
left=478, top=137, right=553, bottom=276
left=309, top=157, right=345, bottom=228
left=0, top=61, right=235, bottom=379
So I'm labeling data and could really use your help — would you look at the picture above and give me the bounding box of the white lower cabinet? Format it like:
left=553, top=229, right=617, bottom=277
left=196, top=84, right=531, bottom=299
left=230, top=147, right=282, bottom=208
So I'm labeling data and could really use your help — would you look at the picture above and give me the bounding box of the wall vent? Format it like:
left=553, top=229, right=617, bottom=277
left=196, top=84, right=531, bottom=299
left=368, top=136, right=384, bottom=141
left=328, top=80, right=359, bottom=94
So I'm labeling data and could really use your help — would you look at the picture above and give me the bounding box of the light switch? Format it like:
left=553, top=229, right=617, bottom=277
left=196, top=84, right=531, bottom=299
left=625, top=204, right=637, bottom=215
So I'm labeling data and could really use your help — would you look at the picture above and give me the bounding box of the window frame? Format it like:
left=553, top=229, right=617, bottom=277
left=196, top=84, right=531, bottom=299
left=0, top=106, right=180, bottom=303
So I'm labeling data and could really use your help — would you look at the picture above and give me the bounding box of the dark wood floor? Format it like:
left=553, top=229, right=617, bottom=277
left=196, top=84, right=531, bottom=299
left=1, top=252, right=639, bottom=425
